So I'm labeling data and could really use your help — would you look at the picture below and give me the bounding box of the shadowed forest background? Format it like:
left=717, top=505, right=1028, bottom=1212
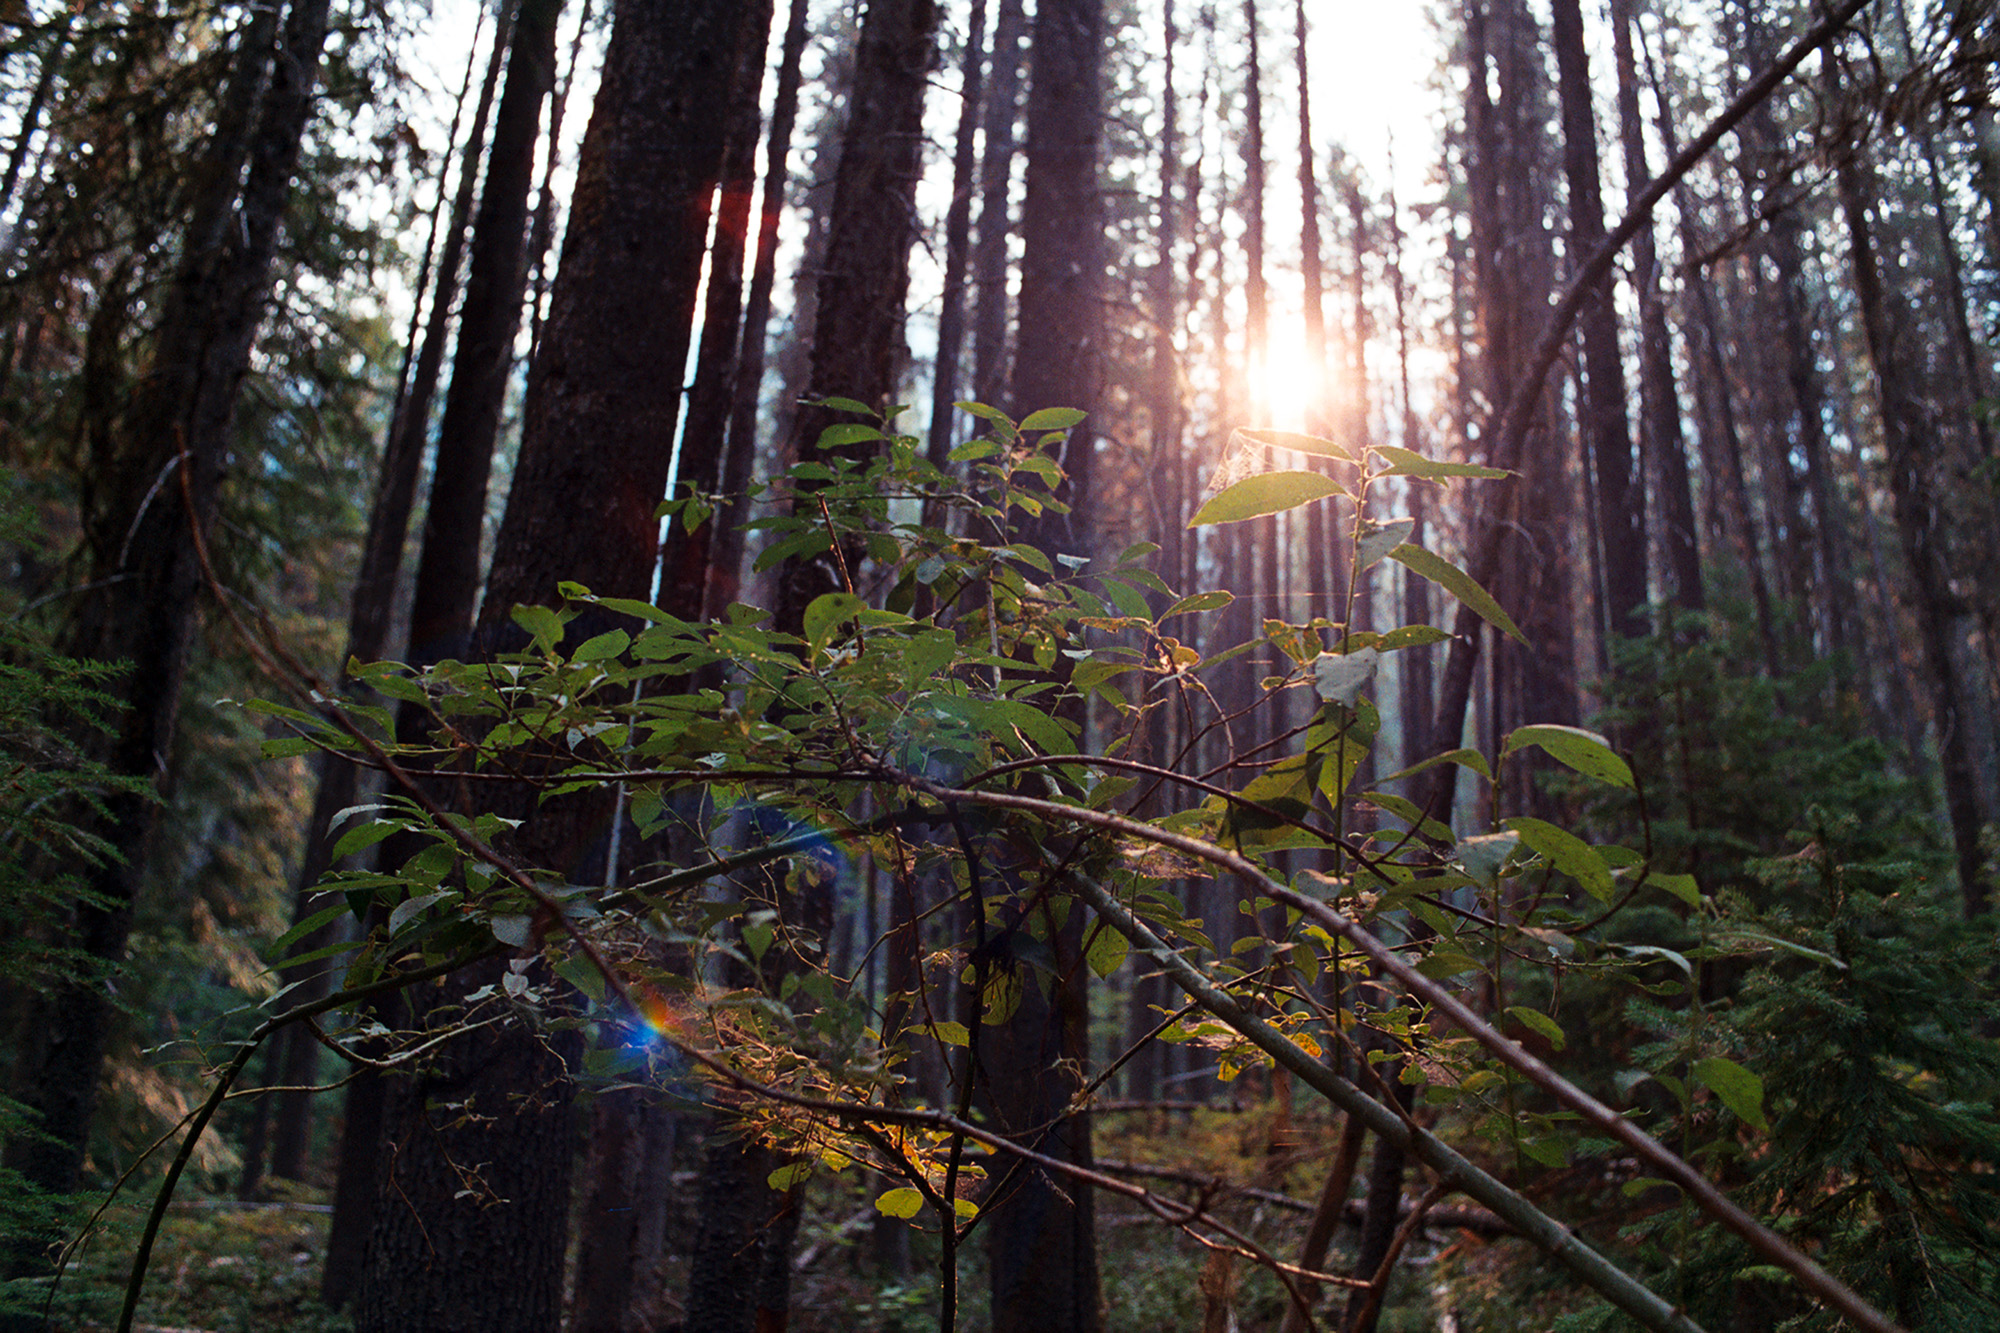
left=0, top=0, right=1998, bottom=1329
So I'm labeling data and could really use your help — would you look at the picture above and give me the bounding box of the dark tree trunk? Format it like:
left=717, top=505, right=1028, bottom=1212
left=986, top=2, right=1106, bottom=1330
left=1837, top=147, right=1996, bottom=916
left=659, top=0, right=775, bottom=624
left=351, top=1, right=761, bottom=1327
left=571, top=1088, right=680, bottom=1333
left=269, top=0, right=517, bottom=1194
left=771, top=0, right=938, bottom=635
left=1385, top=171, right=1431, bottom=770
left=985, top=911, right=1102, bottom=1333
left=1, top=0, right=333, bottom=1235
left=693, top=7, right=936, bottom=1328
left=1550, top=0, right=1644, bottom=643
left=407, top=0, right=561, bottom=665
left=925, top=0, right=990, bottom=468
left=970, top=0, right=1026, bottom=406
left=526, top=0, right=596, bottom=365
left=1610, top=0, right=1703, bottom=620
left=708, top=0, right=812, bottom=622
left=325, top=2, right=559, bottom=1293
left=1293, top=0, right=1337, bottom=631
left=1641, top=36, right=1781, bottom=670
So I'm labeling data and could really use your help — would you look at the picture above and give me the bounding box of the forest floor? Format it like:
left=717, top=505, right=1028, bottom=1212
left=43, top=1189, right=345, bottom=1333
left=33, top=1100, right=1477, bottom=1332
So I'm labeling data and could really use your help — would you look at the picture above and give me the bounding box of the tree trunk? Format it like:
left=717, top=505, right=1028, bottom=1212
left=969, top=0, right=1026, bottom=406
left=771, top=0, right=938, bottom=635
left=1610, top=0, right=1703, bottom=620
left=571, top=1087, right=679, bottom=1333
left=659, top=0, right=774, bottom=624
left=708, top=0, right=813, bottom=622
left=986, top=2, right=1106, bottom=1329
left=924, top=0, right=990, bottom=468
left=1550, top=0, right=1644, bottom=643
left=270, top=0, right=517, bottom=1194
left=2, top=0, right=333, bottom=1232
left=351, top=1, right=761, bottom=1327
left=1836, top=144, right=1996, bottom=915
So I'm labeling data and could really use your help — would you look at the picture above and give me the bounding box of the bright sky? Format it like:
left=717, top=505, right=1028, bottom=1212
left=397, top=0, right=1453, bottom=447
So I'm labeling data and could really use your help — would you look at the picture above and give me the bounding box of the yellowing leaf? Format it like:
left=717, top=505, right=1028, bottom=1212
left=874, top=1187, right=924, bottom=1219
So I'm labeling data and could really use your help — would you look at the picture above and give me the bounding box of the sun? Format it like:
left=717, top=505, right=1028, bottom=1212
left=1253, top=336, right=1331, bottom=434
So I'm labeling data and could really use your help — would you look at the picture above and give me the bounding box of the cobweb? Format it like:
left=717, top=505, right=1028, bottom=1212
left=1205, top=429, right=1287, bottom=493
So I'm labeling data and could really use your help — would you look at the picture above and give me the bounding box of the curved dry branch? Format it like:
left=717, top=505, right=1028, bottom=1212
left=913, top=780, right=1903, bottom=1333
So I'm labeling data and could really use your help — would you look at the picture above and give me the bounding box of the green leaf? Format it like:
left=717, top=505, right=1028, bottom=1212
left=1385, top=545, right=1524, bottom=643
left=874, top=1187, right=924, bottom=1219
left=817, top=422, right=886, bottom=449
left=990, top=699, right=1075, bottom=755
left=1371, top=445, right=1510, bottom=481
left=1356, top=517, right=1416, bottom=570
left=1650, top=871, right=1702, bottom=906
left=1456, top=831, right=1520, bottom=886
left=388, top=890, right=453, bottom=937
left=949, top=438, right=1001, bottom=462
left=816, top=396, right=875, bottom=415
left=768, top=1161, right=814, bottom=1190
left=490, top=914, right=534, bottom=948
left=331, top=818, right=400, bottom=862
left=1376, top=623, right=1453, bottom=650
left=1163, top=590, right=1233, bottom=618
left=1084, top=922, right=1129, bottom=978
left=261, top=735, right=319, bottom=759
left=1380, top=747, right=1493, bottom=785
left=981, top=968, right=1022, bottom=1025
left=916, top=1021, right=970, bottom=1047
left=1503, top=724, right=1634, bottom=789
left=588, top=595, right=676, bottom=624
left=1505, top=816, right=1615, bottom=902
left=1692, top=1056, right=1767, bottom=1132
left=1020, top=406, right=1088, bottom=431
left=270, top=902, right=352, bottom=956
left=511, top=603, right=565, bottom=650
left=1188, top=471, right=1346, bottom=526
left=555, top=954, right=607, bottom=1004
left=1416, top=951, right=1483, bottom=980
left=1234, top=427, right=1358, bottom=462
left=1507, top=1005, right=1568, bottom=1051
left=802, top=592, right=868, bottom=649
left=572, top=628, right=631, bottom=662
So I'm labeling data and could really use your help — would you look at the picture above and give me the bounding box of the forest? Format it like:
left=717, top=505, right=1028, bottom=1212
left=0, top=0, right=1996, bottom=1328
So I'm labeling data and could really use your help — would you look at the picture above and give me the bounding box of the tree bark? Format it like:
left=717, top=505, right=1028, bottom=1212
left=924, top=0, right=990, bottom=468
left=708, top=0, right=813, bottom=622
left=660, top=0, right=775, bottom=624
left=2, top=0, right=333, bottom=1233
left=1610, top=0, right=1703, bottom=620
left=986, top=2, right=1106, bottom=1329
left=1550, top=0, right=1644, bottom=643
left=969, top=0, right=1027, bottom=407
left=1836, top=142, right=1996, bottom=915
left=771, top=0, right=938, bottom=635
left=270, top=0, right=516, bottom=1194
left=351, top=1, right=761, bottom=1326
